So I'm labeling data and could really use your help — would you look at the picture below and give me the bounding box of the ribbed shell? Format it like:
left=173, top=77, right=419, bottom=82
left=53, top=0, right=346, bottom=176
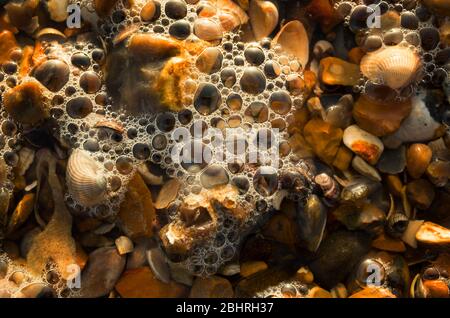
left=360, top=46, right=422, bottom=90
left=66, top=149, right=107, bottom=207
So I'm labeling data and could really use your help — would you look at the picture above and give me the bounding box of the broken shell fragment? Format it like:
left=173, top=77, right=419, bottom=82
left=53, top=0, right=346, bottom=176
left=115, top=236, right=134, bottom=255
left=66, top=149, right=108, bottom=207
left=416, top=222, right=450, bottom=247
left=297, top=194, right=327, bottom=252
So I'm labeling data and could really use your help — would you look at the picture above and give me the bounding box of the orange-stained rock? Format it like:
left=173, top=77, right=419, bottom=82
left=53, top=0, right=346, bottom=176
left=319, top=57, right=360, bottom=86
left=117, top=173, right=156, bottom=240
left=343, top=125, right=384, bottom=165
left=115, top=267, right=189, bottom=298
left=332, top=145, right=353, bottom=171
left=422, top=280, right=450, bottom=298
left=128, top=34, right=180, bottom=62
left=349, top=286, right=396, bottom=298
left=353, top=95, right=412, bottom=137
left=190, top=276, right=234, bottom=298
left=303, top=70, right=317, bottom=94
left=406, top=143, right=432, bottom=179
left=307, top=286, right=332, bottom=298
left=262, top=214, right=299, bottom=245
left=287, top=107, right=310, bottom=135
left=372, top=233, right=406, bottom=253
left=303, top=118, right=343, bottom=165
left=0, top=30, right=17, bottom=65
left=3, top=80, right=49, bottom=125
left=288, top=133, right=315, bottom=159
left=416, top=221, right=450, bottom=247
left=348, top=47, right=365, bottom=64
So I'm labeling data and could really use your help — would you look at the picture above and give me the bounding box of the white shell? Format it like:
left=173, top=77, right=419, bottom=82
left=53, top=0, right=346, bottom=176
left=360, top=46, right=422, bottom=90
left=194, top=18, right=223, bottom=41
left=66, top=149, right=107, bottom=207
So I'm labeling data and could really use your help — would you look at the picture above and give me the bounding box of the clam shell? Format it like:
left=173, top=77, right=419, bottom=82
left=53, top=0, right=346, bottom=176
left=272, top=20, right=309, bottom=69
left=66, top=149, right=108, bottom=207
left=360, top=46, right=422, bottom=90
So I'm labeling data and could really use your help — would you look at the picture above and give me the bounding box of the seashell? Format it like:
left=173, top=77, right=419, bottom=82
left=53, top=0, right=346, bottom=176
left=352, top=156, right=382, bottom=181
left=313, top=40, right=334, bottom=59
left=216, top=0, right=248, bottom=25
left=249, top=0, right=279, bottom=41
left=360, top=46, right=423, bottom=90
left=66, top=149, right=108, bottom=207
left=297, top=194, right=327, bottom=252
left=314, top=173, right=340, bottom=201
left=272, top=20, right=309, bottom=69
left=35, top=28, right=67, bottom=42
left=94, top=120, right=124, bottom=134
left=386, top=212, right=409, bottom=239
left=146, top=247, right=171, bottom=284
left=343, top=125, right=384, bottom=165
left=340, top=176, right=380, bottom=204
left=193, top=18, right=223, bottom=42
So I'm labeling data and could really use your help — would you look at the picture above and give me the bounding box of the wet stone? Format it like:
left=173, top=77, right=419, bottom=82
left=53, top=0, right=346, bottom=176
left=376, top=146, right=406, bottom=174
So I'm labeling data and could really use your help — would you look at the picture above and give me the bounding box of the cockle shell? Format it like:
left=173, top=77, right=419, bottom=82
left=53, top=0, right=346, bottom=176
left=66, top=149, right=108, bottom=207
left=360, top=46, right=422, bottom=90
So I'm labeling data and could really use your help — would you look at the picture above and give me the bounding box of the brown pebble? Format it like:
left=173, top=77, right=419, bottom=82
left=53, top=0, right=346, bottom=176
left=406, top=179, right=435, bottom=210
left=240, top=261, right=268, bottom=277
left=140, top=0, right=158, bottom=21
left=4, top=81, right=48, bottom=125
left=422, top=280, right=449, bottom=298
left=406, top=144, right=432, bottom=179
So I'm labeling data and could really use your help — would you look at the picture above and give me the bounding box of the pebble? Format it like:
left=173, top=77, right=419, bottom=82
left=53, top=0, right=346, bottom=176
left=115, top=236, right=134, bottom=255
left=115, top=267, right=188, bottom=297
left=303, top=118, right=343, bottom=165
left=240, top=261, right=268, bottom=278
left=352, top=95, right=412, bottom=137
left=117, top=173, right=155, bottom=239
left=376, top=146, right=406, bottom=175
left=319, top=57, right=360, bottom=86
left=416, top=222, right=450, bottom=247
left=406, top=144, right=433, bottom=179
left=343, top=125, right=384, bottom=165
left=352, top=156, right=382, bottom=181
left=79, top=247, right=126, bottom=298
left=4, top=81, right=48, bottom=125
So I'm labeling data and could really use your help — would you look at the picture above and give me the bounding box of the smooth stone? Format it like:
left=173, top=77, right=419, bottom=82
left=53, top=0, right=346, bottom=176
left=406, top=179, right=435, bottom=210
left=352, top=95, right=412, bottom=137
left=406, top=143, right=432, bottom=179
left=319, top=57, right=360, bottom=86
left=303, top=118, right=343, bottom=165
left=309, top=230, right=372, bottom=289
left=376, top=146, right=406, bottom=174
left=343, top=125, right=384, bottom=165
left=416, top=221, right=450, bottom=247
left=79, top=247, right=126, bottom=298
left=140, top=0, right=160, bottom=21
left=383, top=94, right=441, bottom=149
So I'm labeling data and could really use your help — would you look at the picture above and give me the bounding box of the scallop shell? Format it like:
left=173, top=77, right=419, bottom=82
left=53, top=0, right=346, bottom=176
left=66, top=149, right=108, bottom=207
left=272, top=20, right=309, bottom=69
left=360, top=46, right=422, bottom=90
left=249, top=0, right=279, bottom=41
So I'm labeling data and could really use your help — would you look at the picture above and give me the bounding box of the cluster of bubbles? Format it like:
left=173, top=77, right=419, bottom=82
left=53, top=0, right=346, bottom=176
left=0, top=254, right=74, bottom=298
left=255, top=279, right=310, bottom=298
left=335, top=0, right=449, bottom=99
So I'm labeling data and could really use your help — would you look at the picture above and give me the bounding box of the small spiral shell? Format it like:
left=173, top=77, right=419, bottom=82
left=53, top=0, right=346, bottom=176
left=66, top=149, right=108, bottom=207
left=314, top=173, right=340, bottom=201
